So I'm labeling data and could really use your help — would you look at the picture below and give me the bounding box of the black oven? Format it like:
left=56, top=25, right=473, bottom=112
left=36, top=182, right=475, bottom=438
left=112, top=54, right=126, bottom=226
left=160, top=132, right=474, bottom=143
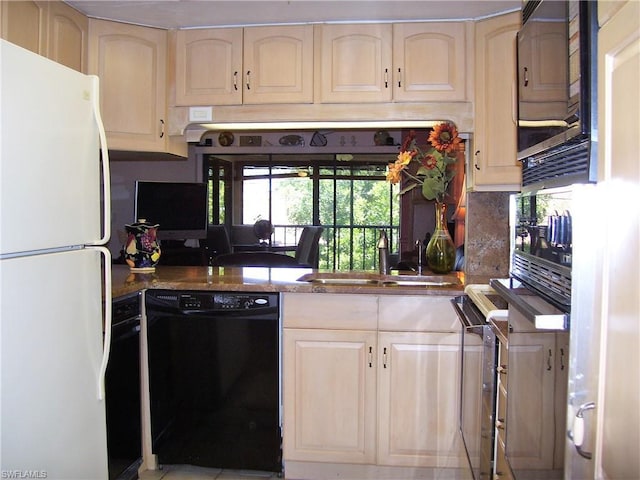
left=517, top=0, right=598, bottom=190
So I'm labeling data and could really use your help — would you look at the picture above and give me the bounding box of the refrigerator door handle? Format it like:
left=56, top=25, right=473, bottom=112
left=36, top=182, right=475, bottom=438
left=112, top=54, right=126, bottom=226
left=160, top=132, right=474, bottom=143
left=94, top=246, right=112, bottom=400
left=567, top=401, right=595, bottom=459
left=89, top=75, right=111, bottom=246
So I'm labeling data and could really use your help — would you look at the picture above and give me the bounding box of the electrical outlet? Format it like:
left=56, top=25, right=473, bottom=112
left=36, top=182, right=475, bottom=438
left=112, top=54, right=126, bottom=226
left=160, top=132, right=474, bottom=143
left=188, top=106, right=213, bottom=122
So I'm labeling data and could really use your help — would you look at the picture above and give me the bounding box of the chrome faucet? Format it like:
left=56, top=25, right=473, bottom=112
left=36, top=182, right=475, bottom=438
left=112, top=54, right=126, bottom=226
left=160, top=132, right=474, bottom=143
left=377, top=229, right=390, bottom=275
left=416, top=239, right=424, bottom=275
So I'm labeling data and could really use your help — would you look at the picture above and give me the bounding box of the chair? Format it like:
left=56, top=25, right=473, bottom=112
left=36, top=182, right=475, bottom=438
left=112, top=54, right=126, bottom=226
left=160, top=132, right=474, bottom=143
left=213, top=251, right=302, bottom=267
left=294, top=226, right=324, bottom=268
left=212, top=226, right=324, bottom=268
left=201, top=225, right=232, bottom=265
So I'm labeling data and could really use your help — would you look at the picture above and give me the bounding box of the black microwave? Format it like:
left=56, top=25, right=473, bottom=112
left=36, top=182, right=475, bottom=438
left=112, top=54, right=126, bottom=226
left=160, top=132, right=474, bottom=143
left=516, top=0, right=598, bottom=190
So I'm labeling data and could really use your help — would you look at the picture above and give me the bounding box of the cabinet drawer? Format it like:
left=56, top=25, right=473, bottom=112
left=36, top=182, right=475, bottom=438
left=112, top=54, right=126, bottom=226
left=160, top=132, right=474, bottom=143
left=378, top=295, right=458, bottom=331
left=282, top=293, right=377, bottom=330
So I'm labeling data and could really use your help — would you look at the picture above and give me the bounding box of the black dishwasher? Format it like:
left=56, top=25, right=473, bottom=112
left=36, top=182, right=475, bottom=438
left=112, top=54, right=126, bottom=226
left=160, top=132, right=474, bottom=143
left=145, top=290, right=282, bottom=473
left=106, top=292, right=142, bottom=480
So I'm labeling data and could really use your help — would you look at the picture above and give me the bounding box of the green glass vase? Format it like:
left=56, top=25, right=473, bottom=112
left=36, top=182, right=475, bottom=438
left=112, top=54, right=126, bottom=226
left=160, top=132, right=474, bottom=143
left=425, top=201, right=456, bottom=274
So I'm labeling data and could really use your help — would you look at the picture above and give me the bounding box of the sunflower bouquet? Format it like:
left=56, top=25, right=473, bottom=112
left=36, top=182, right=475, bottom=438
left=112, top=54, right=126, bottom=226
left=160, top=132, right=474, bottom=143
left=386, top=122, right=462, bottom=203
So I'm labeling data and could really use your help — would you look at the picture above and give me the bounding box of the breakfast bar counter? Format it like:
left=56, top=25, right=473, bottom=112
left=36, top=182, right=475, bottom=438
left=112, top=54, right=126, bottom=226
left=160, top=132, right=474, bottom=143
left=111, top=264, right=469, bottom=299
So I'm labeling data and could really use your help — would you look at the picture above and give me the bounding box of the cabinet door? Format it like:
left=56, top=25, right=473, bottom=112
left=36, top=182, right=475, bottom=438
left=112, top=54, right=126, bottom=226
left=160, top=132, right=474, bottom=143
left=377, top=331, right=464, bottom=467
left=88, top=19, right=167, bottom=152
left=283, top=328, right=377, bottom=464
left=393, top=22, right=467, bottom=102
left=505, top=331, right=556, bottom=470
left=517, top=21, right=566, bottom=103
left=318, top=24, right=392, bottom=103
left=472, top=12, right=521, bottom=191
left=0, top=0, right=47, bottom=55
left=47, top=1, right=88, bottom=72
left=243, top=25, right=313, bottom=104
left=175, top=28, right=243, bottom=106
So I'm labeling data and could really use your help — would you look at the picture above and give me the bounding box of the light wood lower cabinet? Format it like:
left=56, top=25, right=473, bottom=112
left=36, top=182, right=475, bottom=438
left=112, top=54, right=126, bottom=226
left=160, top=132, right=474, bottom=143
left=377, top=331, right=462, bottom=467
left=283, top=328, right=378, bottom=464
left=282, top=293, right=464, bottom=475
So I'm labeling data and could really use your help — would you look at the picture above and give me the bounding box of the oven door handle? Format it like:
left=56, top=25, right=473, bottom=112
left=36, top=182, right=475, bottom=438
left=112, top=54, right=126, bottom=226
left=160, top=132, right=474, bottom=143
left=490, top=279, right=570, bottom=330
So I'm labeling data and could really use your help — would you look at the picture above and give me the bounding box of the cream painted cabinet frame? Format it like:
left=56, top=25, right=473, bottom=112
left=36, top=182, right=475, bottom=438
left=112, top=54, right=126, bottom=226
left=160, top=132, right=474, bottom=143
left=471, top=12, right=521, bottom=191
left=174, top=25, right=313, bottom=106
left=1, top=0, right=87, bottom=73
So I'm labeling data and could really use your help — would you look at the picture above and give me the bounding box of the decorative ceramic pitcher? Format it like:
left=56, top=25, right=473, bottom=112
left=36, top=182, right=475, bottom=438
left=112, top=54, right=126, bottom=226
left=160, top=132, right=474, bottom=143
left=123, top=219, right=161, bottom=271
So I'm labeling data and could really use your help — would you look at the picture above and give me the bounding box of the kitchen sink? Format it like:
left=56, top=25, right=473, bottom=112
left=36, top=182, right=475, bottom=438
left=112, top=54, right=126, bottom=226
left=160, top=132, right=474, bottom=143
left=297, top=271, right=461, bottom=287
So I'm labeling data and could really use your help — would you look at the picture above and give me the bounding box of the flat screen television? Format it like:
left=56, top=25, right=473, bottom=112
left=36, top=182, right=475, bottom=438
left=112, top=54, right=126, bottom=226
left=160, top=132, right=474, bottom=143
left=134, top=181, right=208, bottom=240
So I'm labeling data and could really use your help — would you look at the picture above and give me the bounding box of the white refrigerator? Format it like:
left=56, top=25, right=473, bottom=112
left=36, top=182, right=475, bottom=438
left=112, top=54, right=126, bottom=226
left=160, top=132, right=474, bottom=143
left=0, top=40, right=112, bottom=478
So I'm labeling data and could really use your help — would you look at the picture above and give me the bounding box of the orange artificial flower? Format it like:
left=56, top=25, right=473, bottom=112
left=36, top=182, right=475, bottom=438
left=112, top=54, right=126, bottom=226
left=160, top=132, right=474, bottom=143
left=428, top=122, right=462, bottom=154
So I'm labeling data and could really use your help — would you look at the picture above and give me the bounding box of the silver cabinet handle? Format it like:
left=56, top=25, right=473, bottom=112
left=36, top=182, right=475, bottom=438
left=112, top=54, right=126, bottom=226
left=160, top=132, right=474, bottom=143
left=384, top=68, right=389, bottom=88
left=159, top=119, right=165, bottom=138
left=246, top=70, right=251, bottom=90
left=233, top=71, right=238, bottom=91
left=568, top=401, right=595, bottom=459
left=397, top=67, right=402, bottom=88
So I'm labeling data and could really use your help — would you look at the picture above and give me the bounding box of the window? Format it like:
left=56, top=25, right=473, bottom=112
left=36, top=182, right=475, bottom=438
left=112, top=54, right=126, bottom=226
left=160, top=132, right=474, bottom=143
left=239, top=155, right=399, bottom=271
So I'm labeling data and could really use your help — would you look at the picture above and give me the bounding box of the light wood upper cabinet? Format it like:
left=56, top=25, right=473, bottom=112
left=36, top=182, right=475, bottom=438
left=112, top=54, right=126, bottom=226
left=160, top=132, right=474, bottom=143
left=471, top=12, right=521, bottom=191
left=47, top=1, right=87, bottom=72
left=175, top=28, right=243, bottom=106
left=392, top=22, right=468, bottom=102
left=0, top=0, right=47, bottom=55
left=318, top=22, right=467, bottom=104
left=174, top=25, right=313, bottom=106
left=517, top=20, right=566, bottom=103
left=318, top=24, right=393, bottom=103
left=243, top=25, right=313, bottom=104
left=1, top=0, right=87, bottom=72
left=89, top=19, right=185, bottom=156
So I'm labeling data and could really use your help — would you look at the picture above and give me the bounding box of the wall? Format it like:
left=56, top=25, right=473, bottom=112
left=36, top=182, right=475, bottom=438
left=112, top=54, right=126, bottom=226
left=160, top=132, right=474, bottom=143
left=108, top=153, right=201, bottom=256
left=464, top=191, right=511, bottom=278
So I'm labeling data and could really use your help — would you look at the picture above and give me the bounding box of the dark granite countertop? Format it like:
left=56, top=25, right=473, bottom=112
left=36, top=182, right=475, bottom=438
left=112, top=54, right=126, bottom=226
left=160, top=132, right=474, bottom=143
left=111, top=265, right=479, bottom=299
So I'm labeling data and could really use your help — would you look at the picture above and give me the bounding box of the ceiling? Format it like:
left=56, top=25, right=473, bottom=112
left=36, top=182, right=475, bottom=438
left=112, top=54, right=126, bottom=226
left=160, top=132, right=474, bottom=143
left=65, top=0, right=522, bottom=29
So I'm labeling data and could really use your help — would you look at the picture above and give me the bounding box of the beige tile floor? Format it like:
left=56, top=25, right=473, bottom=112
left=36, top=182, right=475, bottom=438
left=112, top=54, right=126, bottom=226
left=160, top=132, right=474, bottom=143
left=139, top=464, right=280, bottom=480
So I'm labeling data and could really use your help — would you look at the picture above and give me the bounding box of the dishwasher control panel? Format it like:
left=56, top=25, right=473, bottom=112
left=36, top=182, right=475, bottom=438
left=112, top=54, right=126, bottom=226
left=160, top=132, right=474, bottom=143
left=176, top=292, right=276, bottom=311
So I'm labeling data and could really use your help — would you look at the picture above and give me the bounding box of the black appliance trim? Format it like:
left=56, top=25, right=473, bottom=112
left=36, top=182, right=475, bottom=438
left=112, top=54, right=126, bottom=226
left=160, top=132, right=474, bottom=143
left=511, top=250, right=572, bottom=310
left=520, top=137, right=593, bottom=190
